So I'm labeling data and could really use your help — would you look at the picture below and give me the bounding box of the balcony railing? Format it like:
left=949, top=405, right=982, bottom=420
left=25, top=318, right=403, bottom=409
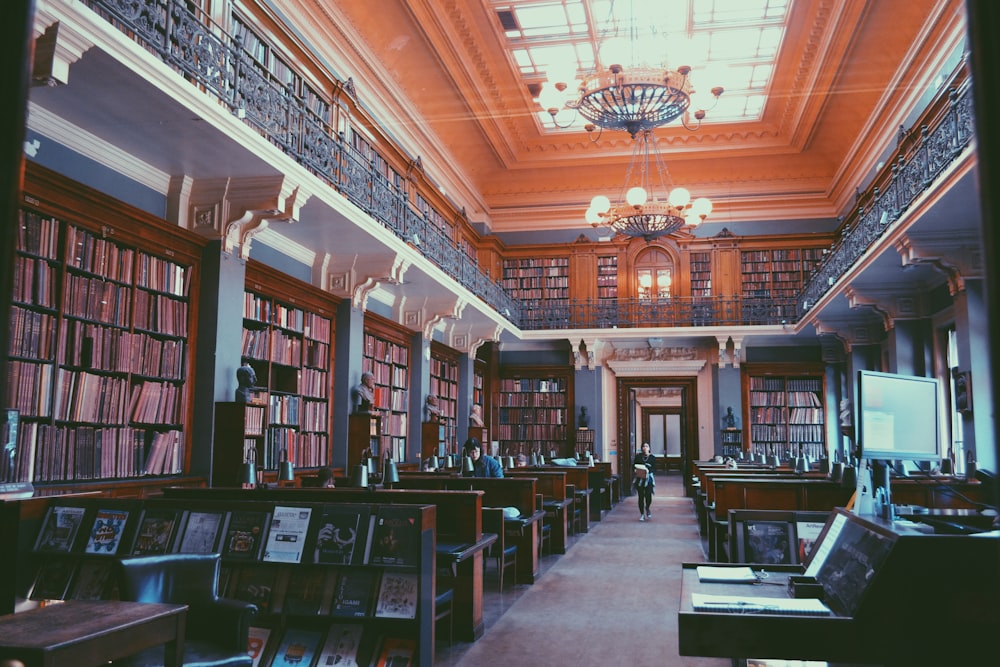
left=516, top=296, right=796, bottom=330
left=80, top=0, right=973, bottom=332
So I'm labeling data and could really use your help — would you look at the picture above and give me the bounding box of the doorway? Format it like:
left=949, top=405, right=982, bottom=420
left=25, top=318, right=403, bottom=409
left=642, top=407, right=683, bottom=471
left=616, top=376, right=698, bottom=492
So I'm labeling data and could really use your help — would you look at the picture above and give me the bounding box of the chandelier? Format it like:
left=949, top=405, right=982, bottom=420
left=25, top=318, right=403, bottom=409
left=541, top=1, right=723, bottom=139
left=585, top=128, right=711, bottom=242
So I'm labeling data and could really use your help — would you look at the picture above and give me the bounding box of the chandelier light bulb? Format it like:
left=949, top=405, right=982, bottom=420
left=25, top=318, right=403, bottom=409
left=657, top=273, right=672, bottom=288
left=692, top=197, right=712, bottom=216
left=590, top=195, right=611, bottom=213
left=626, top=186, right=647, bottom=207
left=585, top=207, right=603, bottom=225
left=668, top=187, right=690, bottom=208
left=685, top=213, right=702, bottom=227
left=638, top=273, right=652, bottom=288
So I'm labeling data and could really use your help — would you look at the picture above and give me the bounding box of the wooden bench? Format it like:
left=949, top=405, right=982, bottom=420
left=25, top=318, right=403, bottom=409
left=504, top=470, right=572, bottom=553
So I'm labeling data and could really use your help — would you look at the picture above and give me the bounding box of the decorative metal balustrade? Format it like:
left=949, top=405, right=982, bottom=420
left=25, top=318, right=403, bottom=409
left=798, top=80, right=976, bottom=317
left=80, top=0, right=974, bottom=333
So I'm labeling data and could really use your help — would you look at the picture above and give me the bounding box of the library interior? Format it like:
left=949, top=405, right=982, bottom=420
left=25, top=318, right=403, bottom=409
left=2, top=1, right=999, bottom=666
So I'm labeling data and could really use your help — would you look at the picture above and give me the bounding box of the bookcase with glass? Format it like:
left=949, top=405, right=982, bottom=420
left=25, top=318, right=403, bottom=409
left=496, top=367, right=573, bottom=459
left=362, top=316, right=411, bottom=462
left=6, top=166, right=204, bottom=490
left=241, top=262, right=335, bottom=475
left=742, top=364, right=826, bottom=463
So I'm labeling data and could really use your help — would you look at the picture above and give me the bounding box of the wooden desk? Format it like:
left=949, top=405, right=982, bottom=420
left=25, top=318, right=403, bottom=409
left=437, top=533, right=497, bottom=641
left=0, top=600, right=187, bottom=667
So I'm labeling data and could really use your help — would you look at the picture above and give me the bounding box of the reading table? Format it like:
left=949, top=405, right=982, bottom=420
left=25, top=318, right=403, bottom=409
left=0, top=600, right=187, bottom=667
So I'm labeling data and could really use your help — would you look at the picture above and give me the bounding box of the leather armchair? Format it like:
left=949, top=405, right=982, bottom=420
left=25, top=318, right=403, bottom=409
left=113, top=553, right=257, bottom=667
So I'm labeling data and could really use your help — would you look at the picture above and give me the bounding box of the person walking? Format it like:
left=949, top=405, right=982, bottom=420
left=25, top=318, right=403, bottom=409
left=633, top=442, right=656, bottom=521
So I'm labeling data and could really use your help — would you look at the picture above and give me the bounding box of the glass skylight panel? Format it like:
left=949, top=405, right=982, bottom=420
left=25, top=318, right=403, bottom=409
left=692, top=0, right=790, bottom=26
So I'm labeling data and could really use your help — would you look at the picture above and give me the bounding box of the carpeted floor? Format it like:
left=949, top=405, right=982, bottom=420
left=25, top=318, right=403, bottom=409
left=435, top=472, right=729, bottom=666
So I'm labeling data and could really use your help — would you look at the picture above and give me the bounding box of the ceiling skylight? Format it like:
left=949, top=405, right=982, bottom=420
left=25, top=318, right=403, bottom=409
left=491, top=0, right=791, bottom=131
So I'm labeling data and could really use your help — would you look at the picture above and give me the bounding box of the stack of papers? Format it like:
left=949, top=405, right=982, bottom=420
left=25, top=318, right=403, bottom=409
left=692, top=593, right=832, bottom=616
left=696, top=566, right=758, bottom=583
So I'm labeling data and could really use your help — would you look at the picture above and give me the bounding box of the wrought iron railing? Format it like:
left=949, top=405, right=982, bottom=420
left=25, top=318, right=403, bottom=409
left=798, top=80, right=976, bottom=316
left=517, top=296, right=796, bottom=330
left=80, top=0, right=973, bottom=332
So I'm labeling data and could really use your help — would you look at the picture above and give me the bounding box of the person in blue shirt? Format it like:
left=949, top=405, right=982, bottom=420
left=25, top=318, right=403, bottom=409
left=462, top=437, right=504, bottom=478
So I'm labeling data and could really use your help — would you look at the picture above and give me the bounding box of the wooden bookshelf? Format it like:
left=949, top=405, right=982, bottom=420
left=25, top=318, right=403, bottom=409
left=429, top=341, right=459, bottom=457
left=740, top=248, right=825, bottom=319
left=5, top=167, right=206, bottom=489
left=596, top=255, right=618, bottom=300
left=742, top=364, right=826, bottom=462
left=362, top=316, right=410, bottom=462
left=243, top=263, right=335, bottom=472
left=495, top=367, right=573, bottom=459
left=689, top=251, right=712, bottom=297
left=501, top=257, right=570, bottom=326
left=720, top=428, right=743, bottom=459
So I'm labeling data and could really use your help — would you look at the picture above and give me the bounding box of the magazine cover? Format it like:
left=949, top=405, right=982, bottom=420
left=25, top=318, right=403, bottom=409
left=247, top=626, right=272, bottom=667
left=131, top=508, right=184, bottom=555
left=263, top=505, right=313, bottom=564
left=34, top=505, right=87, bottom=552
left=369, top=506, right=420, bottom=567
left=223, top=510, right=270, bottom=560
left=69, top=559, right=115, bottom=600
left=84, top=508, right=130, bottom=555
left=268, top=627, right=324, bottom=667
left=177, top=510, right=226, bottom=553
left=373, top=571, right=418, bottom=619
left=316, top=624, right=365, bottom=667
left=312, top=505, right=370, bottom=566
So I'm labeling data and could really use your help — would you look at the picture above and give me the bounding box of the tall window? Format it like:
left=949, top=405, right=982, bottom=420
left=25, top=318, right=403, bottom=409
left=946, top=327, right=965, bottom=473
left=634, top=248, right=673, bottom=300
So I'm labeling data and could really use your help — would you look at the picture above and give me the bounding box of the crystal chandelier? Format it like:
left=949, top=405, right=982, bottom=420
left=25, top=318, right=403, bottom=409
left=542, top=1, right=723, bottom=139
left=585, top=129, right=711, bottom=242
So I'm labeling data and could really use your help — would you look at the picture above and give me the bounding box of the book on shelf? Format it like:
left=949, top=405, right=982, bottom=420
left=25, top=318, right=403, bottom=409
left=223, top=510, right=271, bottom=561
left=263, top=505, right=313, bottom=564
left=374, top=636, right=417, bottom=667
left=369, top=505, right=420, bottom=567
left=691, top=593, right=832, bottom=616
left=373, top=571, right=419, bottom=620
left=29, top=558, right=76, bottom=600
left=266, top=626, right=324, bottom=667
left=34, top=505, right=87, bottom=553
left=131, top=507, right=185, bottom=555
left=311, top=504, right=372, bottom=566
left=232, top=564, right=279, bottom=615
left=247, top=626, right=272, bottom=667
left=316, top=623, right=365, bottom=667
left=277, top=565, right=335, bottom=616
left=69, top=559, right=115, bottom=600
left=330, top=568, right=380, bottom=618
left=177, top=510, right=227, bottom=554
left=83, top=508, right=131, bottom=555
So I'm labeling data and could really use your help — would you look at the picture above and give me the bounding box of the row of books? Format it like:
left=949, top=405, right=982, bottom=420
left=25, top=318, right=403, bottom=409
left=429, top=357, right=458, bottom=381
left=136, top=252, right=189, bottom=297
left=365, top=361, right=408, bottom=389
left=494, top=423, right=568, bottom=441
left=9, top=306, right=56, bottom=360
left=496, top=407, right=565, bottom=424
left=363, top=335, right=409, bottom=366
left=12, top=255, right=58, bottom=308
left=64, top=273, right=131, bottom=326
left=17, top=210, right=60, bottom=258
left=5, top=360, right=53, bottom=417
left=128, top=379, right=182, bottom=424
left=33, top=502, right=422, bottom=567
left=303, top=339, right=329, bottom=368
left=133, top=290, right=189, bottom=337
left=499, top=377, right=566, bottom=393
left=249, top=624, right=415, bottom=667
left=62, top=319, right=186, bottom=378
left=300, top=368, right=329, bottom=399
left=67, top=226, right=136, bottom=282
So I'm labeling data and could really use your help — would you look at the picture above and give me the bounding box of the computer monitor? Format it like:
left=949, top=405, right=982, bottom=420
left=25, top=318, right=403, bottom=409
left=857, top=370, right=941, bottom=464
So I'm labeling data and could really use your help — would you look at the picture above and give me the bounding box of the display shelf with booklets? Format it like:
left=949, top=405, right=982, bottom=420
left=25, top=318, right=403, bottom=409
left=240, top=261, right=336, bottom=478
left=496, top=366, right=573, bottom=459
left=362, top=314, right=411, bottom=462
left=5, top=164, right=206, bottom=493
left=741, top=363, right=827, bottom=463
left=148, top=496, right=436, bottom=667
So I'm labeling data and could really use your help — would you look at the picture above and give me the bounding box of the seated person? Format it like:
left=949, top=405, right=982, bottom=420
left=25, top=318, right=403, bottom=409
left=461, top=437, right=503, bottom=478
left=317, top=467, right=336, bottom=488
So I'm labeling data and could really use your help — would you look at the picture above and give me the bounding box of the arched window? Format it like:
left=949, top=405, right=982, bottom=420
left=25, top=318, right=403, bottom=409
left=634, top=247, right=674, bottom=301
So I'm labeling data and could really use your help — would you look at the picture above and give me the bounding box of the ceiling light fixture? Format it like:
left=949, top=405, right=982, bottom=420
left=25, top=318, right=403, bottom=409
left=541, top=0, right=723, bottom=140
left=585, top=128, right=710, bottom=242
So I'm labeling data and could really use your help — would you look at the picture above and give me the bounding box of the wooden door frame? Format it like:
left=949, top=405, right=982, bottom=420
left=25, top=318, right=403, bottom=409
left=617, top=376, right=698, bottom=492
left=642, top=407, right=683, bottom=471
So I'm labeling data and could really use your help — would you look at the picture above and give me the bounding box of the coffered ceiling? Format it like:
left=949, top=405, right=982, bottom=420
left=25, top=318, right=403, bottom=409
left=306, top=0, right=968, bottom=236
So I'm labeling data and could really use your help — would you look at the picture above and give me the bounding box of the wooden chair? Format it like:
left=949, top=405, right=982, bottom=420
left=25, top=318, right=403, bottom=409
left=113, top=553, right=257, bottom=667
left=482, top=508, right=517, bottom=591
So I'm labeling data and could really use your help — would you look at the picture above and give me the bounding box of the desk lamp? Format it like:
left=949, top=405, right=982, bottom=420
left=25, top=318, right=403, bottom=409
left=463, top=456, right=475, bottom=474
left=384, top=460, right=399, bottom=488
left=350, top=463, right=369, bottom=488
left=278, top=449, right=295, bottom=482
left=240, top=447, right=257, bottom=489
left=429, top=455, right=439, bottom=471
left=506, top=455, right=515, bottom=469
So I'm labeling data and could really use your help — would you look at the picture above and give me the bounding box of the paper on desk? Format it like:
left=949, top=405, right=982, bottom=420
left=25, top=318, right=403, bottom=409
left=692, top=593, right=832, bottom=616
left=696, top=566, right=757, bottom=583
